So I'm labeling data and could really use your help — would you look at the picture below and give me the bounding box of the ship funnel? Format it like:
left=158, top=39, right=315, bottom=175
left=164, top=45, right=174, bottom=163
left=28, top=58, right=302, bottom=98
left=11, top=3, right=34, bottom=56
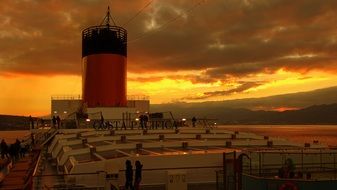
left=82, top=7, right=127, bottom=107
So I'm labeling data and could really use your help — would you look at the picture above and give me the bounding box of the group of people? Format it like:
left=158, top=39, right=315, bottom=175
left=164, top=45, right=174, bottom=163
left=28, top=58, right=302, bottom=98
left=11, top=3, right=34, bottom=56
left=125, top=160, right=143, bottom=190
left=0, top=139, right=29, bottom=162
left=29, top=115, right=61, bottom=129
left=138, top=115, right=148, bottom=129
left=52, top=115, right=61, bottom=129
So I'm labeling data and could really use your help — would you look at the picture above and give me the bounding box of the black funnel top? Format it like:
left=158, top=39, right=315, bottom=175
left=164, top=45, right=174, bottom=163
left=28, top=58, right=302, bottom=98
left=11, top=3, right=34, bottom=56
left=82, top=7, right=127, bottom=57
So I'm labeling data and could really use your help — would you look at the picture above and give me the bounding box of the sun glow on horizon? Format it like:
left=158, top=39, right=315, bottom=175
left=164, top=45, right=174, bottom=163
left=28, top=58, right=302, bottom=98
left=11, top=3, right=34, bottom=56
left=1, top=68, right=337, bottom=116
left=0, top=74, right=81, bottom=116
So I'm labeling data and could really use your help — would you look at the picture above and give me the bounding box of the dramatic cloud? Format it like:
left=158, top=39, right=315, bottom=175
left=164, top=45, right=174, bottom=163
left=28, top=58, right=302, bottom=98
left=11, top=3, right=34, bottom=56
left=0, top=0, right=336, bottom=78
left=1, top=0, right=337, bottom=115
left=182, top=81, right=262, bottom=100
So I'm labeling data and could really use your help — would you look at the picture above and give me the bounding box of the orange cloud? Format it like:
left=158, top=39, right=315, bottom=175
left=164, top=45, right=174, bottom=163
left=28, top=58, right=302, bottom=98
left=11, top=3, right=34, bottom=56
left=1, top=0, right=337, bottom=115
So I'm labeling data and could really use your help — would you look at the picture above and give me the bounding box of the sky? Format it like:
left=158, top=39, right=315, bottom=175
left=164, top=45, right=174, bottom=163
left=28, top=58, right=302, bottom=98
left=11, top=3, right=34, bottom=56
left=0, top=0, right=337, bottom=116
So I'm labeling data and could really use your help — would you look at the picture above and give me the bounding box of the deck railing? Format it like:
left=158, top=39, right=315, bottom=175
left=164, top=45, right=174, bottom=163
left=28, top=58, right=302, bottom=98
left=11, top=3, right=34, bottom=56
left=51, top=95, right=82, bottom=100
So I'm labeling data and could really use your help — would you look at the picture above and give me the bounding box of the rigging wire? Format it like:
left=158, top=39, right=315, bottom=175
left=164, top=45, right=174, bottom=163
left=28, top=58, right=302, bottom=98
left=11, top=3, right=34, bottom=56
left=123, top=0, right=154, bottom=27
left=106, top=0, right=119, bottom=25
left=127, top=0, right=206, bottom=44
left=100, top=6, right=117, bottom=26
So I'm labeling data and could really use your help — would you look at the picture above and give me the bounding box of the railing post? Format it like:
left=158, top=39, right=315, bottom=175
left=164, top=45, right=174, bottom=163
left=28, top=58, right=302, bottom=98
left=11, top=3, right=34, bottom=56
left=333, top=153, right=337, bottom=179
left=250, top=152, right=252, bottom=175
left=258, top=152, right=261, bottom=177
left=223, top=152, right=226, bottom=190
left=301, top=149, right=304, bottom=173
left=320, top=149, right=323, bottom=170
left=233, top=151, right=237, bottom=190
left=216, top=170, right=219, bottom=190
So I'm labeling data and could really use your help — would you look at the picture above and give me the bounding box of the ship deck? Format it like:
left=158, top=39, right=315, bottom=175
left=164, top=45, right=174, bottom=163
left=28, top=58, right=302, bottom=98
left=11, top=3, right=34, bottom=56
left=5, top=127, right=331, bottom=190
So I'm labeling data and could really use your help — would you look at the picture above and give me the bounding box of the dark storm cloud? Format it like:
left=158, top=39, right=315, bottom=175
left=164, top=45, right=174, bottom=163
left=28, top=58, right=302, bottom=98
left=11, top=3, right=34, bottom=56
left=128, top=76, right=164, bottom=82
left=182, top=81, right=262, bottom=100
left=0, top=0, right=148, bottom=75
left=127, top=0, right=337, bottom=80
left=0, top=0, right=337, bottom=80
left=204, top=81, right=261, bottom=96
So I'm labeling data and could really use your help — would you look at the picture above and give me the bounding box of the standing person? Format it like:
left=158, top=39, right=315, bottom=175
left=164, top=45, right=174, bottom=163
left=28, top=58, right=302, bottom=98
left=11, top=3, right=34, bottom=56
left=14, top=139, right=21, bottom=160
left=125, top=160, right=133, bottom=190
left=52, top=116, right=57, bottom=128
left=0, top=139, right=9, bottom=159
left=192, top=117, right=197, bottom=127
left=8, top=144, right=15, bottom=161
left=29, top=115, right=34, bottom=129
left=40, top=118, right=45, bottom=127
left=20, top=140, right=26, bottom=158
left=134, top=160, right=143, bottom=190
left=56, top=116, right=61, bottom=129
left=143, top=115, right=148, bottom=129
left=100, top=113, right=105, bottom=129
left=31, top=133, right=35, bottom=145
left=139, top=115, right=144, bottom=129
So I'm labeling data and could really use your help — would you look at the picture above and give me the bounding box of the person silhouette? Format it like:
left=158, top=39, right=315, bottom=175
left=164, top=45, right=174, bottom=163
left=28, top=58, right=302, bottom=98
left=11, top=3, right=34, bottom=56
left=125, top=160, right=133, bottom=190
left=139, top=115, right=144, bottom=129
left=29, top=115, right=34, bottom=129
left=0, top=139, right=9, bottom=159
left=52, top=116, right=57, bottom=128
left=143, top=115, right=148, bottom=129
left=56, top=116, right=61, bottom=129
left=134, top=160, right=143, bottom=190
left=192, top=117, right=197, bottom=127
left=100, top=113, right=105, bottom=129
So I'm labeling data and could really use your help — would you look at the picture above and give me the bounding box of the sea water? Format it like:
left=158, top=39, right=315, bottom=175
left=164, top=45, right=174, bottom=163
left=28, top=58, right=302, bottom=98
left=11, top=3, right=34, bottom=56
left=0, top=125, right=337, bottom=146
left=0, top=130, right=30, bottom=143
left=219, top=125, right=337, bottom=146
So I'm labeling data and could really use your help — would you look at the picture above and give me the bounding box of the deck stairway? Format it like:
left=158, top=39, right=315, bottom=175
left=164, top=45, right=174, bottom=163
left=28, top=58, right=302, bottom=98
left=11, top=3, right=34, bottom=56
left=32, top=129, right=104, bottom=190
left=40, top=128, right=58, bottom=147
left=0, top=150, right=40, bottom=190
left=32, top=145, right=64, bottom=190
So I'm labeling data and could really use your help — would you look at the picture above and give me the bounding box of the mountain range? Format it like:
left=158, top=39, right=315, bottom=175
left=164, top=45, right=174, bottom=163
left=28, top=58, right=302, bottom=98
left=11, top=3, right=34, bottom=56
left=151, top=86, right=337, bottom=124
left=1, top=86, right=337, bottom=130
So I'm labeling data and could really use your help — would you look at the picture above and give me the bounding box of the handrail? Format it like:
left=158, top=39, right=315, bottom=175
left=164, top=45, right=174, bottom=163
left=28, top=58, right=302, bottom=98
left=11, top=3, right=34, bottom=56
left=51, top=95, right=81, bottom=100
left=119, top=165, right=223, bottom=172
left=40, top=129, right=58, bottom=147
left=33, top=171, right=106, bottom=178
left=127, top=95, right=150, bottom=100
left=245, top=147, right=337, bottom=152
left=32, top=150, right=42, bottom=177
left=242, top=172, right=337, bottom=182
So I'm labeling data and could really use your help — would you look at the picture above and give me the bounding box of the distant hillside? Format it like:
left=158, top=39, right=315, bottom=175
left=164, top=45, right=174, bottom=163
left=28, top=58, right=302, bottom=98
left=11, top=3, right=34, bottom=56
left=151, top=104, right=337, bottom=124
left=1, top=104, right=336, bottom=129
left=152, top=86, right=337, bottom=111
left=151, top=86, right=337, bottom=124
left=1, top=87, right=336, bottom=129
left=0, top=115, right=31, bottom=130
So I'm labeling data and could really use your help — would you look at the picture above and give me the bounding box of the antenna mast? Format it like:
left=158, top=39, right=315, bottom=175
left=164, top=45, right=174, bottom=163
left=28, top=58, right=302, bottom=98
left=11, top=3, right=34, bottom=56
left=101, top=6, right=116, bottom=26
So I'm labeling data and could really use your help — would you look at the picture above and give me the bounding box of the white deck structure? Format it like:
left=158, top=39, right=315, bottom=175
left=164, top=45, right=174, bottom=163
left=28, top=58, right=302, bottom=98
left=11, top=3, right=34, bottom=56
left=43, top=128, right=327, bottom=189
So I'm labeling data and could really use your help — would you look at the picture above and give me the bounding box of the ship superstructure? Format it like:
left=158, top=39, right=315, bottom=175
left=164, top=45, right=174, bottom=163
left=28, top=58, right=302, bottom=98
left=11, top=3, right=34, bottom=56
left=37, top=127, right=336, bottom=190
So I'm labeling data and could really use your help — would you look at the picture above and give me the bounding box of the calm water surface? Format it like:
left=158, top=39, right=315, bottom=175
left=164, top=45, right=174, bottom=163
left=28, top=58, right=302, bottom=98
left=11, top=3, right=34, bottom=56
left=1, top=125, right=337, bottom=146
left=219, top=125, right=337, bottom=146
left=0, top=130, right=30, bottom=143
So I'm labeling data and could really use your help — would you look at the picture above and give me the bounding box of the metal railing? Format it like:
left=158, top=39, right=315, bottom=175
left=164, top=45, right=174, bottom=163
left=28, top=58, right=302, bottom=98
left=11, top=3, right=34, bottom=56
left=51, top=95, right=82, bottom=100
left=241, top=149, right=337, bottom=179
left=33, top=172, right=105, bottom=190
left=32, top=165, right=223, bottom=190
left=127, top=95, right=150, bottom=100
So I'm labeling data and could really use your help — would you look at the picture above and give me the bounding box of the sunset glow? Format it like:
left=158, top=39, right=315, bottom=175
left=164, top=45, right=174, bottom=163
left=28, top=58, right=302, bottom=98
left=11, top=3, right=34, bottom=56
left=1, top=0, right=337, bottom=116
